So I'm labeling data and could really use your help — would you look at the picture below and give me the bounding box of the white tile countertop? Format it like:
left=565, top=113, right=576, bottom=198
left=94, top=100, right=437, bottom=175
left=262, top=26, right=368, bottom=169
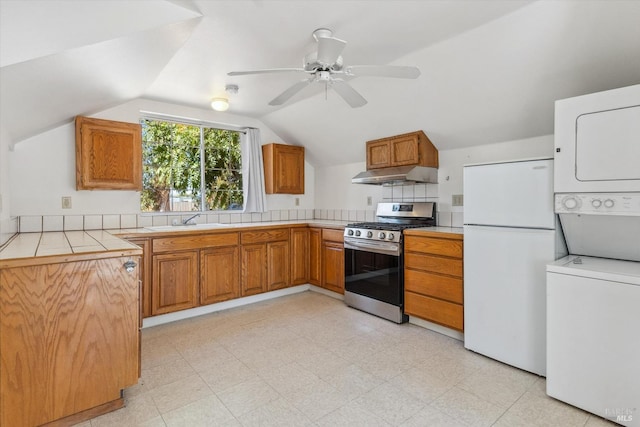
left=0, top=230, right=142, bottom=267
left=1, top=220, right=464, bottom=263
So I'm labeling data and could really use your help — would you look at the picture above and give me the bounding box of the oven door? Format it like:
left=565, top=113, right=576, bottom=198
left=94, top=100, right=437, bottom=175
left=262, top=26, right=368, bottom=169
left=344, top=240, right=403, bottom=307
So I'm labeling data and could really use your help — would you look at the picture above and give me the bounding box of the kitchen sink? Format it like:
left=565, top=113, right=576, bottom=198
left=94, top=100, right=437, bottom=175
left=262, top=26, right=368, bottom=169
left=146, top=223, right=226, bottom=231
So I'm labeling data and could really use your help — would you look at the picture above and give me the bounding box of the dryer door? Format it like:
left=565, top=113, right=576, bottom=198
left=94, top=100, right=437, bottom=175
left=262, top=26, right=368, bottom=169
left=576, top=105, right=640, bottom=182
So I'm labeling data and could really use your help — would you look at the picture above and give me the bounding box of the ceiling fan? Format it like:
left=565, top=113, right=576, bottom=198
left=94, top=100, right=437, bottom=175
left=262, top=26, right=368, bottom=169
left=228, top=28, right=421, bottom=108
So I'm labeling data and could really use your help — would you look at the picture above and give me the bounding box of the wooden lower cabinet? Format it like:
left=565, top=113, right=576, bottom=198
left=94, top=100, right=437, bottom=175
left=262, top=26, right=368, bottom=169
left=241, top=243, right=267, bottom=296
left=152, top=251, right=199, bottom=315
left=126, top=237, right=151, bottom=318
left=308, top=228, right=322, bottom=285
left=267, top=240, right=290, bottom=291
left=241, top=228, right=290, bottom=296
left=320, top=228, right=345, bottom=294
left=404, top=231, right=464, bottom=331
left=322, top=240, right=345, bottom=294
left=290, top=227, right=309, bottom=285
left=200, top=246, right=240, bottom=304
left=0, top=256, right=140, bottom=426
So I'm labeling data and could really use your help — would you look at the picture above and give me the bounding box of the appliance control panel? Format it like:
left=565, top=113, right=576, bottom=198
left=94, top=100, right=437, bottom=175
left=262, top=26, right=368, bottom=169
left=555, top=193, right=640, bottom=215
left=343, top=227, right=401, bottom=243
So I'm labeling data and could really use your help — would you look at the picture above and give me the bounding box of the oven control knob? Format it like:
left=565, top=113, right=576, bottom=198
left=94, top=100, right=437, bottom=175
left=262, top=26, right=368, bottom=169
left=378, top=232, right=386, bottom=240
left=355, top=230, right=361, bottom=237
left=347, top=229, right=354, bottom=236
left=591, top=199, right=602, bottom=208
left=604, top=199, right=615, bottom=208
left=366, top=231, right=373, bottom=238
left=387, top=233, right=395, bottom=240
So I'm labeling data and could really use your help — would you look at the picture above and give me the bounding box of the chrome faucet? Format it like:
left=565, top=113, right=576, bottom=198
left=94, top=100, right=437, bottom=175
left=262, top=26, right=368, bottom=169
left=182, top=213, right=201, bottom=225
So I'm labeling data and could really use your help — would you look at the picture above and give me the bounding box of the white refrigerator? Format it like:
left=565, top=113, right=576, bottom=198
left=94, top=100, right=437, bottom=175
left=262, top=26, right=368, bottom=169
left=463, top=158, right=566, bottom=376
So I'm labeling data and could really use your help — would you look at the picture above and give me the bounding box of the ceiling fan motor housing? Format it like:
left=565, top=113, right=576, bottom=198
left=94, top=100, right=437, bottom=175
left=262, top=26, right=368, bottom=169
left=304, top=51, right=343, bottom=72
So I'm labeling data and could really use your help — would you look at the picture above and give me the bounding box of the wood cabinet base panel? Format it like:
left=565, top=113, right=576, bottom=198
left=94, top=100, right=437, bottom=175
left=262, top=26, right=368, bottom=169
left=42, top=398, right=124, bottom=427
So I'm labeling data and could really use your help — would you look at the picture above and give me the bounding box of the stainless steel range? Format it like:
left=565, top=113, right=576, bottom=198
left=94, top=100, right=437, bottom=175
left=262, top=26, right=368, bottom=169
left=343, top=202, right=436, bottom=323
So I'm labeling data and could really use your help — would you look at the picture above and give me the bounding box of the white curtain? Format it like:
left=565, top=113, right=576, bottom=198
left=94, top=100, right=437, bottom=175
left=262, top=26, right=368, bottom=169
left=241, top=128, right=267, bottom=213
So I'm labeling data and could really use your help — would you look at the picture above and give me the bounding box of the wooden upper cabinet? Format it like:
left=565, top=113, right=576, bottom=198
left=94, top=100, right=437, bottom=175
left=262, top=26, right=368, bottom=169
left=75, top=116, right=142, bottom=190
left=366, top=130, right=438, bottom=170
left=262, top=143, right=304, bottom=194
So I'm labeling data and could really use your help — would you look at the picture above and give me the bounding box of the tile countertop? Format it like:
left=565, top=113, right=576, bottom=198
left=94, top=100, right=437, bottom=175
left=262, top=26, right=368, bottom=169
left=0, top=220, right=463, bottom=264
left=0, top=230, right=142, bottom=268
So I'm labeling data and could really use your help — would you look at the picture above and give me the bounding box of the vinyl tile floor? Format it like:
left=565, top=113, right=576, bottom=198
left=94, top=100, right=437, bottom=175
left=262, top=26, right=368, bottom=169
left=80, top=291, right=615, bottom=426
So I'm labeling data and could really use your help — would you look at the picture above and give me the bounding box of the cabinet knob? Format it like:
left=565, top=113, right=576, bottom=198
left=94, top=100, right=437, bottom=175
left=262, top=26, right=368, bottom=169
left=124, top=260, right=137, bottom=272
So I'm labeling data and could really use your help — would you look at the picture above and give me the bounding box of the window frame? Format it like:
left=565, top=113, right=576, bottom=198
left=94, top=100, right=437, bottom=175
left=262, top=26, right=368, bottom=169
left=140, top=114, right=246, bottom=213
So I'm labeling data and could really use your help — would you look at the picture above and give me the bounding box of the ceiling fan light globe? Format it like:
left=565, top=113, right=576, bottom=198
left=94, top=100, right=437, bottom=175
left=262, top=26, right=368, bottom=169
left=211, top=98, right=229, bottom=111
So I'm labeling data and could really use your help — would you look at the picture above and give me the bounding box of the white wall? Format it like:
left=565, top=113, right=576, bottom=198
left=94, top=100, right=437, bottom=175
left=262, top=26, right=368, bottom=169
left=314, top=135, right=554, bottom=225
left=9, top=98, right=314, bottom=216
left=0, top=126, right=18, bottom=245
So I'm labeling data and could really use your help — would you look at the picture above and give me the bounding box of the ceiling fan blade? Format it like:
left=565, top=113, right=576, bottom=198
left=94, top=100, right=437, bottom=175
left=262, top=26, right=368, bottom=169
left=331, top=80, right=367, bottom=108
left=316, top=37, right=346, bottom=66
left=346, top=65, right=421, bottom=79
left=268, top=79, right=313, bottom=106
left=228, top=68, right=307, bottom=76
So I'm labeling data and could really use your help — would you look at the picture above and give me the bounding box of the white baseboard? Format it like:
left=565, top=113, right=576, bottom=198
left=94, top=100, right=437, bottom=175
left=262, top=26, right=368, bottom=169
left=142, top=284, right=310, bottom=328
left=409, top=316, right=464, bottom=341
left=308, top=284, right=345, bottom=300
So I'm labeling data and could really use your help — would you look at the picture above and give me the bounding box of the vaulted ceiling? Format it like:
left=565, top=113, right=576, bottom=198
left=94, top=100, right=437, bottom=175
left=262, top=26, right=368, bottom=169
left=1, top=0, right=639, bottom=166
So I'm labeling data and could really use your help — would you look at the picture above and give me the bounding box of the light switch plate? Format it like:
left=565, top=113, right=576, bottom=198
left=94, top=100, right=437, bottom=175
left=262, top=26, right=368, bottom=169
left=452, top=194, right=464, bottom=207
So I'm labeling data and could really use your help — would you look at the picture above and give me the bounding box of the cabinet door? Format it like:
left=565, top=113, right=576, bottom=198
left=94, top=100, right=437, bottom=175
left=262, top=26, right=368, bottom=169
left=323, top=241, right=345, bottom=294
left=267, top=240, right=290, bottom=291
left=366, top=140, right=390, bottom=169
left=127, top=238, right=151, bottom=318
left=152, top=251, right=198, bottom=315
left=201, top=246, right=240, bottom=305
left=241, top=243, right=267, bottom=296
left=309, top=228, right=322, bottom=285
left=290, top=228, right=309, bottom=285
left=390, top=135, right=419, bottom=166
left=276, top=146, right=305, bottom=194
left=75, top=116, right=142, bottom=190
left=263, top=144, right=305, bottom=194
left=0, top=257, right=139, bottom=426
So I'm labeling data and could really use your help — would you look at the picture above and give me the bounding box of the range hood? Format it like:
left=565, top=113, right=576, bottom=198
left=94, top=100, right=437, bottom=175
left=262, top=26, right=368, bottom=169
left=352, top=165, right=438, bottom=185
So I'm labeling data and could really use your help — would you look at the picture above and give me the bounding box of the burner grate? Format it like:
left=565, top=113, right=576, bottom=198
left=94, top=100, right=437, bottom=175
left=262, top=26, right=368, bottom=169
left=346, top=222, right=433, bottom=231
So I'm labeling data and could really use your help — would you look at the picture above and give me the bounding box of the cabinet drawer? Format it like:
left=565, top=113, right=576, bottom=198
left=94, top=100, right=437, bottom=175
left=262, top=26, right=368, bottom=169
left=404, top=252, right=462, bottom=277
left=405, top=236, right=462, bottom=258
left=241, top=228, right=289, bottom=244
left=405, top=292, right=464, bottom=331
left=322, top=228, right=344, bottom=243
left=153, top=232, right=238, bottom=253
left=405, top=269, right=463, bottom=304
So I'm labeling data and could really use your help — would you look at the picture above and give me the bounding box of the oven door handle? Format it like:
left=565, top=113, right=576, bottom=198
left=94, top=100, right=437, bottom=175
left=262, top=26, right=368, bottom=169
left=344, top=239, right=400, bottom=256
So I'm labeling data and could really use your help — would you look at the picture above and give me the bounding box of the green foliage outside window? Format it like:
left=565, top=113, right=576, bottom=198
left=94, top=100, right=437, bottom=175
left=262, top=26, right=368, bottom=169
left=140, top=119, right=243, bottom=212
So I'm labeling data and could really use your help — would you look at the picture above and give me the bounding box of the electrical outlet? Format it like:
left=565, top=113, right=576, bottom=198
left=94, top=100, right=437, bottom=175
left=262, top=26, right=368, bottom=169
left=295, top=197, right=300, bottom=206
left=367, top=196, right=373, bottom=206
left=62, top=196, right=72, bottom=209
left=452, top=194, right=464, bottom=207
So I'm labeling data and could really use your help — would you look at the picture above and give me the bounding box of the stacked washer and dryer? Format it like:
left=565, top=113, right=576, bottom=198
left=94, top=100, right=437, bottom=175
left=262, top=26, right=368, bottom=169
left=547, top=85, right=640, bottom=426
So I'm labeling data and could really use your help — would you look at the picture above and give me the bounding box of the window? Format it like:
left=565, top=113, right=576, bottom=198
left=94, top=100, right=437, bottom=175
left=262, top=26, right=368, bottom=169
left=140, top=118, right=243, bottom=212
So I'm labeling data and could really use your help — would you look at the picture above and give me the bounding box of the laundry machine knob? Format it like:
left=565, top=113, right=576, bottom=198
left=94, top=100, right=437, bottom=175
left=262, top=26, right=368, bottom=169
left=604, top=199, right=615, bottom=208
left=591, top=199, right=602, bottom=208
left=563, top=196, right=579, bottom=210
